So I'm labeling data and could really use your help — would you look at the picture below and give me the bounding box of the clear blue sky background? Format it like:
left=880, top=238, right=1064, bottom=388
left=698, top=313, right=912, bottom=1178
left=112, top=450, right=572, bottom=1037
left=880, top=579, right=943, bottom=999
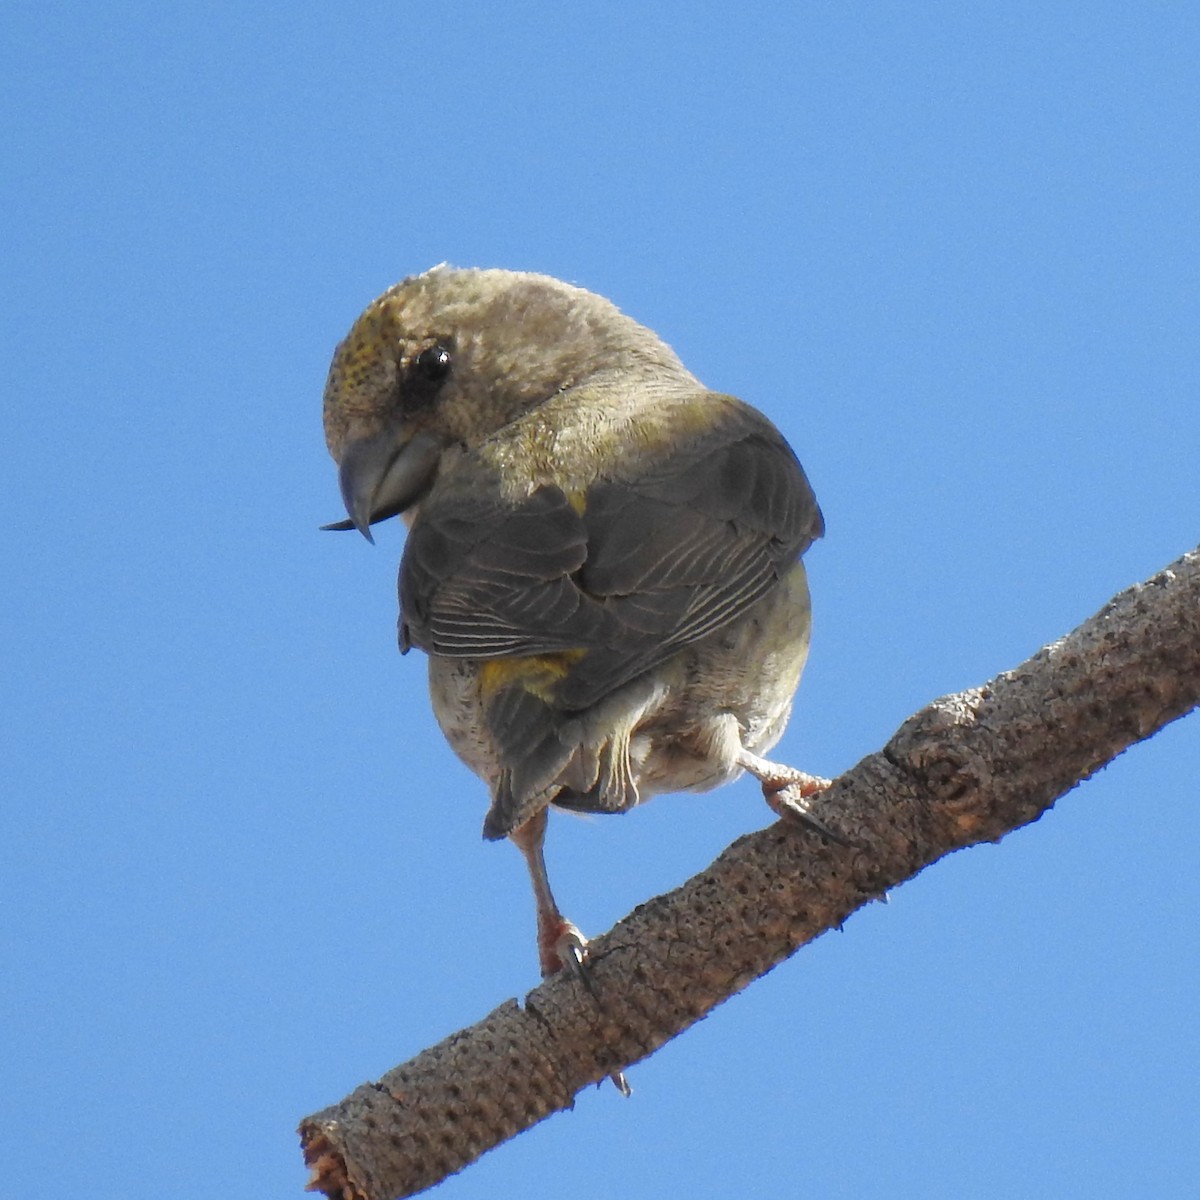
left=4, top=5, right=1198, bottom=1198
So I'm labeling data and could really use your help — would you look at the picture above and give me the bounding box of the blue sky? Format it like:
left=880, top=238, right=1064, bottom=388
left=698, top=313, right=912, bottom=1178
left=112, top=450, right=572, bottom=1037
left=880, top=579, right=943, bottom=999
left=4, top=4, right=1198, bottom=1197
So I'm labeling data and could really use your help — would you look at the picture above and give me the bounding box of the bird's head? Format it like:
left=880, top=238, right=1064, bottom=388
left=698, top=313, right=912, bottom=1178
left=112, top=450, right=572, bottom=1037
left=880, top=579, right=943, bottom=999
left=321, top=265, right=689, bottom=540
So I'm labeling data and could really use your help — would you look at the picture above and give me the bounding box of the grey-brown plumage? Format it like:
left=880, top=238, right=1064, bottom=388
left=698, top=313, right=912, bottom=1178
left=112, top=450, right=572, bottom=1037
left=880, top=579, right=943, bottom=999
left=323, top=266, right=826, bottom=981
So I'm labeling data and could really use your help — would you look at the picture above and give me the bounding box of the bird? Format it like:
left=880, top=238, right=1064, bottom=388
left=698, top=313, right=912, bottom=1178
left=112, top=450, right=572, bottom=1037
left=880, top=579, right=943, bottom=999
left=322, top=265, right=827, bottom=987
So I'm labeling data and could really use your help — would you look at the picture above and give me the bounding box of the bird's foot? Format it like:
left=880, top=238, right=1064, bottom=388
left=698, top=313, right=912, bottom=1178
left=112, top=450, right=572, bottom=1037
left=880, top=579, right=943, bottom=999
left=538, top=916, right=590, bottom=981
left=536, top=918, right=632, bottom=1097
left=737, top=751, right=848, bottom=844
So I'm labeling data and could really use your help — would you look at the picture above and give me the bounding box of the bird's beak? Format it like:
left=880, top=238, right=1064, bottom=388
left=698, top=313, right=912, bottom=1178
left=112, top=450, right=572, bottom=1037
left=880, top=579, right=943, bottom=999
left=322, top=426, right=444, bottom=543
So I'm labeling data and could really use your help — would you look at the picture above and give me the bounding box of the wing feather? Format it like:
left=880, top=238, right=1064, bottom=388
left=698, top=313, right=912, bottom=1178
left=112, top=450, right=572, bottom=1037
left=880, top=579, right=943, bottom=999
left=400, top=393, right=822, bottom=712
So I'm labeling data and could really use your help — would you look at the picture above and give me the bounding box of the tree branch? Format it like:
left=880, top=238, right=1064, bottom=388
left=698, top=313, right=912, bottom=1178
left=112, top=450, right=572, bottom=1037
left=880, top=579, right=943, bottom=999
left=300, top=546, right=1200, bottom=1200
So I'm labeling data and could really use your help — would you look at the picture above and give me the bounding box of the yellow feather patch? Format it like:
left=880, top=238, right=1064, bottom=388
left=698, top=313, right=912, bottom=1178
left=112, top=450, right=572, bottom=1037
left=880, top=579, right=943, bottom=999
left=479, top=650, right=588, bottom=702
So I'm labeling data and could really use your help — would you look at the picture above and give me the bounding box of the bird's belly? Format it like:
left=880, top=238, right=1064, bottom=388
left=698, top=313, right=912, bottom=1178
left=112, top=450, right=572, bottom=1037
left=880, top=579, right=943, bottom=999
left=634, top=561, right=812, bottom=797
left=426, top=561, right=812, bottom=816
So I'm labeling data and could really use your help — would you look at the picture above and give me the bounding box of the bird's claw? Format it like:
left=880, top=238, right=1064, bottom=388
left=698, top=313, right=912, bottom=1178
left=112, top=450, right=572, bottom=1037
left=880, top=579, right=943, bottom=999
left=759, top=766, right=829, bottom=816
left=761, top=768, right=830, bottom=804
left=538, top=918, right=590, bottom=981
left=736, top=751, right=850, bottom=845
left=766, top=779, right=851, bottom=845
left=537, top=919, right=631, bottom=1096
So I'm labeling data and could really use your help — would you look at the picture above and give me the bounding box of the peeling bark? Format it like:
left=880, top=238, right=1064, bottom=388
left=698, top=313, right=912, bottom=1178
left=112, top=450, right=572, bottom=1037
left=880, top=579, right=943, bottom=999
left=300, top=546, right=1200, bottom=1200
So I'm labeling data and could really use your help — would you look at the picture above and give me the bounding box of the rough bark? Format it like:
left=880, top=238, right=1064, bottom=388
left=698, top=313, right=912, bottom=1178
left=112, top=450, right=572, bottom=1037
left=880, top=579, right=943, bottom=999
left=300, top=546, right=1200, bottom=1200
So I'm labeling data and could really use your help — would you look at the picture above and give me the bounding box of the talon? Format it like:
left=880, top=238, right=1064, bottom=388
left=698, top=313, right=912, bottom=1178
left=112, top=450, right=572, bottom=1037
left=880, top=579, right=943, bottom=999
left=763, top=771, right=831, bottom=803
left=736, top=749, right=848, bottom=843
left=762, top=772, right=831, bottom=817
left=540, top=918, right=590, bottom=982
left=767, top=781, right=851, bottom=843
left=540, top=919, right=631, bottom=1094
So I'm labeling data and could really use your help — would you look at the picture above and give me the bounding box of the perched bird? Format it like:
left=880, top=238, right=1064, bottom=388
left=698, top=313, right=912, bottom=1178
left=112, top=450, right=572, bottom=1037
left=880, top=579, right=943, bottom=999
left=322, top=266, right=826, bottom=982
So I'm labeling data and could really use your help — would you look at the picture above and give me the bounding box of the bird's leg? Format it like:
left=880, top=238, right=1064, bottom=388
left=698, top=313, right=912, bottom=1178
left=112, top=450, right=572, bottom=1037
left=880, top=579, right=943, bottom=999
left=736, top=748, right=846, bottom=842
left=509, top=807, right=632, bottom=1097
left=509, top=807, right=589, bottom=980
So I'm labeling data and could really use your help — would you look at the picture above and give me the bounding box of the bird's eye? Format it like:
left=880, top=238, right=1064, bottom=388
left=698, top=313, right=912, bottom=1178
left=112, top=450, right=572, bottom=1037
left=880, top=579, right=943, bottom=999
left=413, top=344, right=452, bottom=383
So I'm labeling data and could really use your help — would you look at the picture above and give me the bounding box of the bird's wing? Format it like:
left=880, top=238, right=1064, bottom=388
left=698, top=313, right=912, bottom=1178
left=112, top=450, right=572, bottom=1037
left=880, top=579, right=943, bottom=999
left=400, top=393, right=823, bottom=713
